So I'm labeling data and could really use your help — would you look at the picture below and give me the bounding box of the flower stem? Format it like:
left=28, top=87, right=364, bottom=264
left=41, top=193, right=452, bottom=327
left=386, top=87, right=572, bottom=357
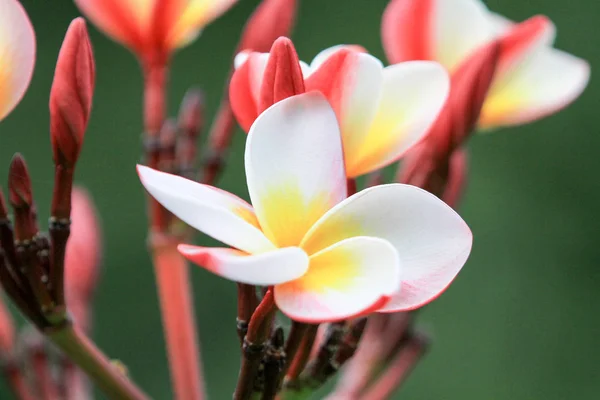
left=142, top=63, right=205, bottom=400
left=234, top=290, right=277, bottom=400
left=285, top=324, right=318, bottom=384
left=151, top=236, right=206, bottom=400
left=47, top=324, right=148, bottom=400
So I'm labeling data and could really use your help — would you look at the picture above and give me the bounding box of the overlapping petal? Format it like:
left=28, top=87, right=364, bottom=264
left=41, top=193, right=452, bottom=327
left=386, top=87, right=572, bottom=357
left=74, top=0, right=150, bottom=53
left=306, top=51, right=449, bottom=177
left=245, top=92, right=347, bottom=248
left=75, top=0, right=238, bottom=57
left=347, top=61, right=449, bottom=177
left=137, top=165, right=274, bottom=254
left=480, top=15, right=589, bottom=128
left=168, top=0, right=239, bottom=49
left=382, top=0, right=493, bottom=72
left=0, top=0, right=36, bottom=121
left=480, top=46, right=590, bottom=128
left=179, top=245, right=309, bottom=285
left=305, top=51, right=384, bottom=175
left=301, top=184, right=472, bottom=311
left=275, top=237, right=401, bottom=322
left=382, top=0, right=589, bottom=130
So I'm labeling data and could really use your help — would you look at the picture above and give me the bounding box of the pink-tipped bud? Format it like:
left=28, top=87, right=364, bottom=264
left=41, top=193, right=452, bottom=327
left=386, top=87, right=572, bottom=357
left=0, top=297, right=15, bottom=354
left=258, top=37, right=305, bottom=113
left=64, top=187, right=101, bottom=330
left=238, top=0, right=297, bottom=53
left=7, top=154, right=33, bottom=209
left=50, top=18, right=95, bottom=168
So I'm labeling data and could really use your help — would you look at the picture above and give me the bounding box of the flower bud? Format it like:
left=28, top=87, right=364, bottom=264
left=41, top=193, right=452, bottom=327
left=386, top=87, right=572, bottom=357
left=49, top=18, right=95, bottom=168
left=258, top=37, right=305, bottom=113
left=8, top=154, right=37, bottom=241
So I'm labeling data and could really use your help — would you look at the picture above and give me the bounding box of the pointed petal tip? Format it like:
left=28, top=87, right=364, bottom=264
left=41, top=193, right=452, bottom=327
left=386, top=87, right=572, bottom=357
left=179, top=245, right=310, bottom=286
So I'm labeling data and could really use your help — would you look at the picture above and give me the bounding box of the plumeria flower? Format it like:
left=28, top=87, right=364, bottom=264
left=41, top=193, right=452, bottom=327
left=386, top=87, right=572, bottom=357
left=230, top=39, right=450, bottom=178
left=138, top=93, right=472, bottom=323
left=0, top=0, right=35, bottom=121
left=382, top=0, right=590, bottom=129
left=75, top=0, right=238, bottom=62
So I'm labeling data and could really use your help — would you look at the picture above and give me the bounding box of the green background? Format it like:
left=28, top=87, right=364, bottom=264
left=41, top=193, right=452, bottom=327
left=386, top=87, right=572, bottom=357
left=1, top=0, right=598, bottom=398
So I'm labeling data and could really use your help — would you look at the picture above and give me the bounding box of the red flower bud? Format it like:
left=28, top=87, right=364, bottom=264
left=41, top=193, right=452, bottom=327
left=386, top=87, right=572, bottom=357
left=238, top=0, right=297, bottom=53
left=258, top=37, right=305, bottom=113
left=49, top=18, right=95, bottom=168
left=64, top=187, right=102, bottom=330
left=7, top=154, right=33, bottom=210
left=7, top=154, right=39, bottom=241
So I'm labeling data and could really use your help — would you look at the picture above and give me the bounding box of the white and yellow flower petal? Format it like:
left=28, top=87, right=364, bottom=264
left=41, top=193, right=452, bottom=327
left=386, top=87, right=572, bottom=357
left=347, top=61, right=450, bottom=177
left=382, top=0, right=493, bottom=72
left=178, top=245, right=309, bottom=286
left=480, top=47, right=590, bottom=128
left=245, top=92, right=347, bottom=248
left=75, top=0, right=150, bottom=52
left=137, top=165, right=274, bottom=254
left=306, top=52, right=384, bottom=177
left=168, top=0, right=238, bottom=49
left=432, top=0, right=494, bottom=71
left=0, top=0, right=36, bottom=121
left=301, top=184, right=472, bottom=311
left=275, top=237, right=400, bottom=323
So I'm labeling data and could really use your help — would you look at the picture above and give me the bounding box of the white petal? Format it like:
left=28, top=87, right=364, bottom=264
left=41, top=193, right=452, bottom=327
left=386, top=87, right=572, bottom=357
left=305, top=52, right=384, bottom=177
left=275, top=237, right=400, bottom=323
left=301, top=184, right=472, bottom=311
left=245, top=92, right=347, bottom=248
left=0, top=0, right=36, bottom=121
left=137, top=165, right=274, bottom=254
left=433, top=0, right=494, bottom=71
left=179, top=245, right=309, bottom=286
left=348, top=61, right=450, bottom=177
left=480, top=46, right=590, bottom=128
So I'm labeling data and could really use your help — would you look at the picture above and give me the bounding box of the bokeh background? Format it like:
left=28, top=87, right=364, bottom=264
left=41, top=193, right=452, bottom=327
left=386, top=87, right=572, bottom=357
left=1, top=0, right=599, bottom=398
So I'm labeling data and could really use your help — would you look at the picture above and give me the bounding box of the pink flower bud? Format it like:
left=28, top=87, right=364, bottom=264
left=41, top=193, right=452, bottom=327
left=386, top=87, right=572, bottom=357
left=49, top=18, right=95, bottom=168
left=258, top=37, right=305, bottom=113
left=238, top=0, right=297, bottom=53
left=8, top=154, right=37, bottom=241
left=7, top=154, right=33, bottom=209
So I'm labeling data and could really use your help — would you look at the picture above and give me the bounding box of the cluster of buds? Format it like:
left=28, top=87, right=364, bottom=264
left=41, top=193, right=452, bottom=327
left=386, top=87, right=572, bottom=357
left=0, top=9, right=110, bottom=400
left=0, top=17, right=96, bottom=332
